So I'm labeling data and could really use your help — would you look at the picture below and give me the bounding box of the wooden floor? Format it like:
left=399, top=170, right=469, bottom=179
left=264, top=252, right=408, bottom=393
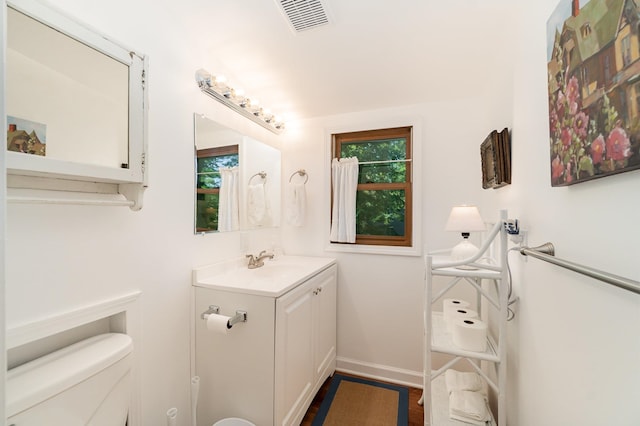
left=300, top=372, right=424, bottom=425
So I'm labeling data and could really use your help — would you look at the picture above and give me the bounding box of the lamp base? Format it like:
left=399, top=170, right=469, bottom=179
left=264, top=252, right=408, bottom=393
left=450, top=239, right=479, bottom=269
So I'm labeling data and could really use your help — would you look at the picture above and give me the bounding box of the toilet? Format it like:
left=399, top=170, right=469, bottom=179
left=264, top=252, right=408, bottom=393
left=6, top=332, right=133, bottom=425
left=6, top=331, right=255, bottom=426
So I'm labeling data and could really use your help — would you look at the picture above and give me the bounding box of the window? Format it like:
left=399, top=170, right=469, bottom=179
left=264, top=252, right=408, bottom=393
left=332, top=126, right=412, bottom=246
left=622, top=35, right=632, bottom=67
left=195, top=145, right=239, bottom=232
left=580, top=23, right=591, bottom=38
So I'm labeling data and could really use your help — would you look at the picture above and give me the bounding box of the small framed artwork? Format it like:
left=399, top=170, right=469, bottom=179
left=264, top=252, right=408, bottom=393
left=481, top=128, right=511, bottom=189
left=6, top=115, right=46, bottom=156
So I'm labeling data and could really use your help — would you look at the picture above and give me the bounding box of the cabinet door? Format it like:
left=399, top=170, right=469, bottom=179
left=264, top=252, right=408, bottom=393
left=313, top=265, right=337, bottom=380
left=275, top=280, right=314, bottom=426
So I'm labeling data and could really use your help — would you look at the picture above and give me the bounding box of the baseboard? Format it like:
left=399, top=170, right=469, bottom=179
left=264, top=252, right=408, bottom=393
left=336, top=356, right=423, bottom=389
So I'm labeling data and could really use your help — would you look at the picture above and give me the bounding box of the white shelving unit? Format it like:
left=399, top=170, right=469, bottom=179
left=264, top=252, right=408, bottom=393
left=423, top=210, right=509, bottom=425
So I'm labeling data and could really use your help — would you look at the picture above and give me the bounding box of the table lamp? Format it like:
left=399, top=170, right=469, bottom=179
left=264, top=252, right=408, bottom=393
left=445, top=205, right=485, bottom=266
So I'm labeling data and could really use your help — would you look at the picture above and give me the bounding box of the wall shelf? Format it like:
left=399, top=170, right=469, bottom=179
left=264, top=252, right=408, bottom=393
left=423, top=210, right=509, bottom=425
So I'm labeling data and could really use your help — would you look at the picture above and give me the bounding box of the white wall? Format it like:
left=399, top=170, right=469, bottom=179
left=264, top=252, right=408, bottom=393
left=502, top=1, right=640, bottom=424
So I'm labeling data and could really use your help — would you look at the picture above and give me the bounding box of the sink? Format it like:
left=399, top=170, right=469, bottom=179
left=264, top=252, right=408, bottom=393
left=193, top=255, right=336, bottom=297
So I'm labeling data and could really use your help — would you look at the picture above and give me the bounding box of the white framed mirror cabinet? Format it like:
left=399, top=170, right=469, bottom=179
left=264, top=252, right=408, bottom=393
left=5, top=0, right=148, bottom=209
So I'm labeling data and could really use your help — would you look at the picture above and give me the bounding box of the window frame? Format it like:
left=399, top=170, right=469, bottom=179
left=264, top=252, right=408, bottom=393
left=332, top=126, right=413, bottom=247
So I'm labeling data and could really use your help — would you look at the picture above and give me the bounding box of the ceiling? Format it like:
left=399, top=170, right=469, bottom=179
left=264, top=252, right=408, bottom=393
left=194, top=0, right=516, bottom=122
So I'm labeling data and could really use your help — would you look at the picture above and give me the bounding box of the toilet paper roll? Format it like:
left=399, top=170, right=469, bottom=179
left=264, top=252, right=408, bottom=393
left=451, top=318, right=488, bottom=352
left=443, top=299, right=471, bottom=323
left=206, top=314, right=231, bottom=335
left=446, top=308, right=478, bottom=332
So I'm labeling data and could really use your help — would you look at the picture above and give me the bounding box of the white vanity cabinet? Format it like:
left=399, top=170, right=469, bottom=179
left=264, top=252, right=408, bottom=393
left=274, top=264, right=337, bottom=425
left=193, top=257, right=337, bottom=426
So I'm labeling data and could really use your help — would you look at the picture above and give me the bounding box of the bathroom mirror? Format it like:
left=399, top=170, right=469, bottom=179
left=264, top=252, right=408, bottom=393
left=194, top=114, right=281, bottom=233
left=5, top=0, right=148, bottom=192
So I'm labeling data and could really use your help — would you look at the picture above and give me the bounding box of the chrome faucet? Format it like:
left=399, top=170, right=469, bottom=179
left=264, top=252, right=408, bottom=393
left=246, top=250, right=275, bottom=269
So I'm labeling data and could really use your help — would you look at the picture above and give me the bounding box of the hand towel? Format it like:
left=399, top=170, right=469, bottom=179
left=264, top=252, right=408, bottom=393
left=247, top=183, right=267, bottom=226
left=445, top=369, right=486, bottom=396
left=286, top=182, right=306, bottom=227
left=449, top=390, right=491, bottom=425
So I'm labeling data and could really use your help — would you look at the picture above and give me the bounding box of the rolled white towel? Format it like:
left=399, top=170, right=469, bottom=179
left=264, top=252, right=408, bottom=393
left=445, top=369, right=486, bottom=396
left=449, top=390, right=491, bottom=425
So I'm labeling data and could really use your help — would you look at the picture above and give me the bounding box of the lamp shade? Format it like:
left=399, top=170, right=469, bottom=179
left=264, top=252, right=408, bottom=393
left=445, top=205, right=485, bottom=232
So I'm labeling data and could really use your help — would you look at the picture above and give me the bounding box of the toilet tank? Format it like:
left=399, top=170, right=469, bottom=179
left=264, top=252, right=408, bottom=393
left=7, top=332, right=133, bottom=425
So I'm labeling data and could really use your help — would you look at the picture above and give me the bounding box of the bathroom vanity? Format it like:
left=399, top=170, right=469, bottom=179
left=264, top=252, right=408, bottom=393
left=192, top=256, right=337, bottom=426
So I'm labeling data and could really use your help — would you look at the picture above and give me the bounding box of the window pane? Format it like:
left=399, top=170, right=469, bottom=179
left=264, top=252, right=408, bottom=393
left=196, top=193, right=219, bottom=232
left=197, top=173, right=220, bottom=189
left=355, top=189, right=405, bottom=236
left=358, top=162, right=406, bottom=184
left=340, top=138, right=407, bottom=183
left=196, top=154, right=238, bottom=190
left=340, top=138, right=406, bottom=163
left=197, top=154, right=238, bottom=173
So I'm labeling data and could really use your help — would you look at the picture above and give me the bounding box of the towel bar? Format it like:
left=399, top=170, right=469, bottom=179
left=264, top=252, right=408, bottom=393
left=520, top=244, right=640, bottom=295
left=248, top=171, right=267, bottom=185
left=288, top=169, right=308, bottom=184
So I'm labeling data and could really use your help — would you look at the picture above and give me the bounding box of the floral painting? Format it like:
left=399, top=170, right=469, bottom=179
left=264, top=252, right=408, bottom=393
left=547, top=0, right=640, bottom=186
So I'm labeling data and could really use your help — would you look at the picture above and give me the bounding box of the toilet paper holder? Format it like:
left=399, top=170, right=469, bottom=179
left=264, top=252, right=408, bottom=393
left=200, top=305, right=248, bottom=329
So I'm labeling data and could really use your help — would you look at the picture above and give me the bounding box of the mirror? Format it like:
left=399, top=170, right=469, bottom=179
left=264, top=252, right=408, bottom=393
left=7, top=4, right=132, bottom=169
left=194, top=114, right=281, bottom=233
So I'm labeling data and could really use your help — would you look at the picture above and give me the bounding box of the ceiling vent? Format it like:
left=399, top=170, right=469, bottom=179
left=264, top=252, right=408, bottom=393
left=277, top=0, right=330, bottom=33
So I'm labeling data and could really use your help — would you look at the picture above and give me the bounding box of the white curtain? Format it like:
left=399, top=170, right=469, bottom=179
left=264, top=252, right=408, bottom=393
left=218, top=166, right=239, bottom=232
left=330, top=157, right=359, bottom=243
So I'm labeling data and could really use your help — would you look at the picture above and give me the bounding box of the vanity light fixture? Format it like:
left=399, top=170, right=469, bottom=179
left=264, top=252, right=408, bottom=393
left=195, top=69, right=285, bottom=134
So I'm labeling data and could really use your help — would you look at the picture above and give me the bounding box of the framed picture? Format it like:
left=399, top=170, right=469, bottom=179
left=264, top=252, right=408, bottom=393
left=547, top=0, right=640, bottom=186
left=6, top=115, right=46, bottom=156
left=481, top=128, right=511, bottom=189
